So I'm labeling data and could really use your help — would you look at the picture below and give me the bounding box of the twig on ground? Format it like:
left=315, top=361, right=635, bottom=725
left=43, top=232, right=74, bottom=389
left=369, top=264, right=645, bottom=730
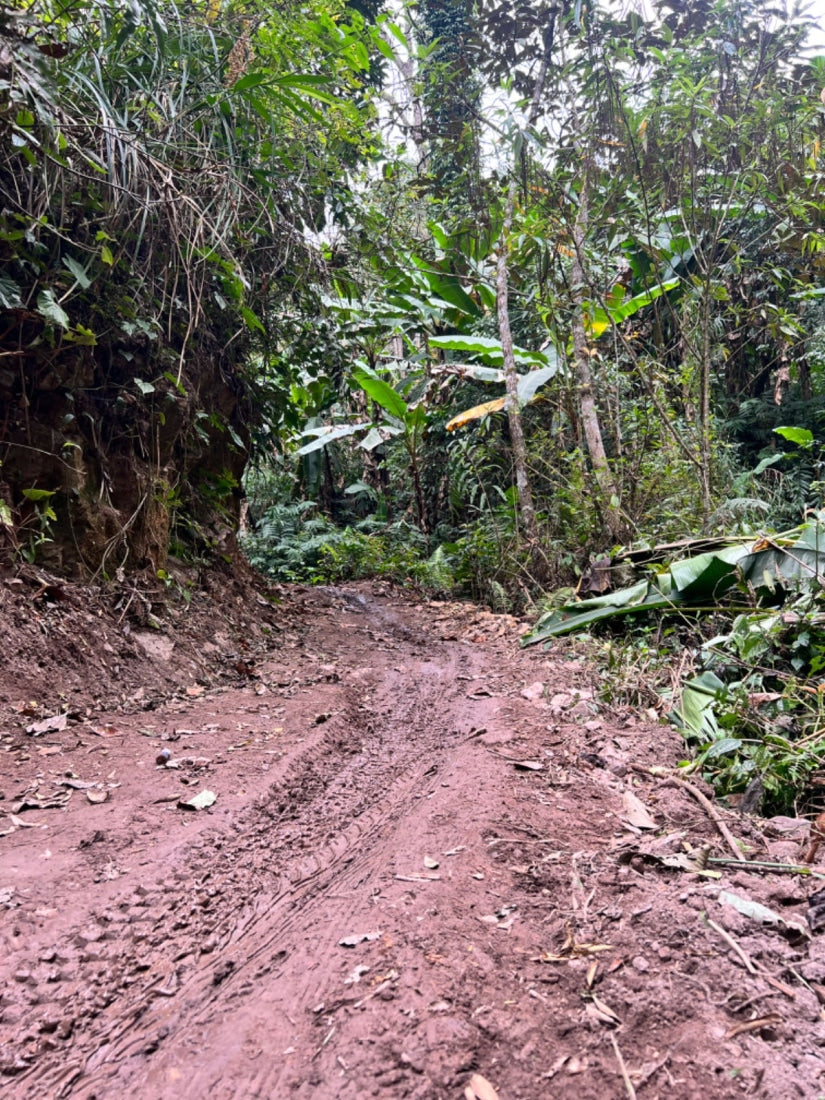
left=708, top=857, right=825, bottom=879
left=725, top=1014, right=782, bottom=1039
left=655, top=776, right=746, bottom=861
left=609, top=1033, right=637, bottom=1099
left=706, top=917, right=796, bottom=999
left=706, top=917, right=758, bottom=974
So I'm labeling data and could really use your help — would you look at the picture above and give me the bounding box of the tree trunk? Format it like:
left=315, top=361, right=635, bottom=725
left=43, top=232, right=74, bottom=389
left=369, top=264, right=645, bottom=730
left=495, top=25, right=555, bottom=554
left=570, top=174, right=627, bottom=544
left=497, top=205, right=539, bottom=545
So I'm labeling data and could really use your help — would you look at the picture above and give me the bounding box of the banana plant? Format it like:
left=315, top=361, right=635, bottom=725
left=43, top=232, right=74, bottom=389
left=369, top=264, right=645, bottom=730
left=294, top=363, right=430, bottom=531
left=351, top=365, right=430, bottom=532
left=437, top=277, right=677, bottom=432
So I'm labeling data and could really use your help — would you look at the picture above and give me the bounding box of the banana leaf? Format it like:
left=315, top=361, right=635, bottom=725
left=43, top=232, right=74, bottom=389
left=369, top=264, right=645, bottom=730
left=521, top=534, right=824, bottom=647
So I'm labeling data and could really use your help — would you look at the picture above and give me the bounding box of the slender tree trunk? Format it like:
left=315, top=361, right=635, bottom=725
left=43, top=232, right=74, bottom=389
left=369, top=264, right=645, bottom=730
left=698, top=282, right=713, bottom=527
left=496, top=26, right=554, bottom=552
left=570, top=172, right=627, bottom=543
left=497, top=207, right=539, bottom=545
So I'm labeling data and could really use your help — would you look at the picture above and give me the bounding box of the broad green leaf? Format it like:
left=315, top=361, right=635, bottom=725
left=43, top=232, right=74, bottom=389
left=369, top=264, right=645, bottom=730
left=233, top=72, right=268, bottom=92
left=774, top=425, right=814, bottom=449
left=753, top=453, right=784, bottom=475
left=295, top=423, right=364, bottom=455
left=22, top=488, right=56, bottom=501
left=36, top=289, right=70, bottom=329
left=383, top=19, right=409, bottom=49
left=669, top=545, right=748, bottom=600
left=345, top=480, right=372, bottom=495
left=585, top=278, right=679, bottom=338
left=62, top=256, right=92, bottom=289
left=240, top=306, right=265, bottom=334
left=738, top=524, right=825, bottom=590
left=227, top=424, right=245, bottom=449
left=517, top=362, right=559, bottom=404
left=702, top=737, right=742, bottom=759
left=414, top=264, right=480, bottom=317
left=430, top=334, right=549, bottom=367
left=352, top=368, right=409, bottom=421
left=100, top=244, right=114, bottom=266
left=521, top=580, right=681, bottom=645
left=0, top=274, right=23, bottom=309
left=134, top=378, right=155, bottom=395
left=672, top=671, right=724, bottom=739
left=429, top=221, right=450, bottom=251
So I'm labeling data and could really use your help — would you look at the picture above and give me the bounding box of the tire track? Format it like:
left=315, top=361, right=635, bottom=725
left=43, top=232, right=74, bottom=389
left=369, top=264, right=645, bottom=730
left=9, top=594, right=489, bottom=1098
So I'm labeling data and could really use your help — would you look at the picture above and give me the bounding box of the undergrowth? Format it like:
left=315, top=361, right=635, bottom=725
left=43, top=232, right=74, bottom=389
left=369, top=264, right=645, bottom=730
left=587, top=597, right=825, bottom=818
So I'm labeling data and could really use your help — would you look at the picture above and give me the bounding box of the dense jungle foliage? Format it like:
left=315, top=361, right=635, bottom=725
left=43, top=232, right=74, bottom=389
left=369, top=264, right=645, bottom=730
left=5, top=0, right=825, bottom=812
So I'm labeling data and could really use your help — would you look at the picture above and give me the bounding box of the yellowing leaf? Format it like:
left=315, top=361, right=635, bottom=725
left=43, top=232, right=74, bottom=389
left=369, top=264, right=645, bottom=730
left=446, top=398, right=506, bottom=431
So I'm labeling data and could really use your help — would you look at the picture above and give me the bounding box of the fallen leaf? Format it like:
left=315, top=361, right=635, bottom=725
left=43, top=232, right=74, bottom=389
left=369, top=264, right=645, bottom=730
left=586, top=994, right=620, bottom=1026
left=25, top=713, right=67, bottom=736
left=719, top=889, right=809, bottom=938
left=621, top=790, right=657, bottom=830
left=12, top=790, right=71, bottom=813
left=37, top=746, right=62, bottom=757
left=177, top=789, right=217, bottom=811
left=394, top=872, right=441, bottom=882
left=512, top=760, right=543, bottom=771
left=338, top=931, right=381, bottom=948
left=466, top=1072, right=499, bottom=1100
left=443, top=845, right=466, bottom=856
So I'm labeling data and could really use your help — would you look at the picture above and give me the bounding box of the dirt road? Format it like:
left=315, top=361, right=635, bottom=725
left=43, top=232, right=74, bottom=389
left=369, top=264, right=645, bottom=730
left=1, top=582, right=824, bottom=1098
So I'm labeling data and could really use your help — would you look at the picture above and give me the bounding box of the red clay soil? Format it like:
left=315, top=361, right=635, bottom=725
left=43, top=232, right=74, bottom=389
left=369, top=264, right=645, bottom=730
left=1, top=569, right=825, bottom=1099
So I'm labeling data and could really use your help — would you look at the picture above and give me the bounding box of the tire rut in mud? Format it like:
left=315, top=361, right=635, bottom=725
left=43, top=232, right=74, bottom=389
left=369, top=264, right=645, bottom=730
left=9, top=598, right=481, bottom=1098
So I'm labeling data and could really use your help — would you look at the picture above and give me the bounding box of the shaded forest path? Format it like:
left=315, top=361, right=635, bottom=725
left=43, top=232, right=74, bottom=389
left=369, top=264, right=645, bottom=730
left=1, top=580, right=824, bottom=1098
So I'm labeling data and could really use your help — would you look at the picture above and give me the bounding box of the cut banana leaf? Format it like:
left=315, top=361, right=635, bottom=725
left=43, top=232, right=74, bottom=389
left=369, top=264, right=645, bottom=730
left=669, top=544, right=749, bottom=600
left=670, top=670, right=726, bottom=740
left=523, top=523, right=825, bottom=648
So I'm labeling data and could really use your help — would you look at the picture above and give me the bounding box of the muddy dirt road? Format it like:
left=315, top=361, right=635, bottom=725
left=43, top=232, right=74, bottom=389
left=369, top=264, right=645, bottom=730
left=1, top=582, right=824, bottom=1098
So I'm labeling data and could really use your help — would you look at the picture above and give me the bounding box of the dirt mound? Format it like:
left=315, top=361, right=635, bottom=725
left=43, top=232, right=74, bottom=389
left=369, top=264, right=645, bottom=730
left=1, top=575, right=824, bottom=1098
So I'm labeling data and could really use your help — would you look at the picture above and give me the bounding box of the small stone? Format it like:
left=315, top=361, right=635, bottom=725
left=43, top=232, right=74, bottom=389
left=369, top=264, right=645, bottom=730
left=13, top=970, right=32, bottom=985
left=55, top=1012, right=73, bottom=1038
left=632, top=956, right=650, bottom=972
